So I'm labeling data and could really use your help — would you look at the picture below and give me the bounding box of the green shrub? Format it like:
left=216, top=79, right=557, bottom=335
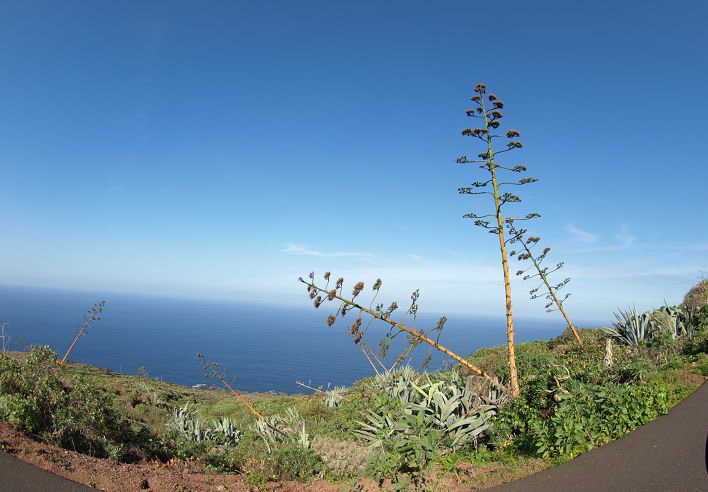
left=0, top=346, right=164, bottom=460
left=0, top=394, right=10, bottom=419
left=612, top=355, right=653, bottom=383
left=528, top=381, right=670, bottom=458
left=228, top=436, right=325, bottom=483
left=0, top=347, right=118, bottom=453
left=683, top=278, right=708, bottom=312
left=695, top=361, right=708, bottom=377
left=487, top=397, right=541, bottom=453
left=271, top=442, right=325, bottom=481
left=310, top=436, right=372, bottom=478
left=684, top=307, right=708, bottom=355
left=4, top=394, right=42, bottom=433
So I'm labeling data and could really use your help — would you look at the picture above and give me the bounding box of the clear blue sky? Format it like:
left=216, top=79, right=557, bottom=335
left=1, top=0, right=706, bottom=323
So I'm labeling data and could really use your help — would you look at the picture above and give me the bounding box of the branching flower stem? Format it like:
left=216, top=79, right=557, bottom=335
left=200, top=359, right=288, bottom=438
left=299, top=278, right=507, bottom=393
left=60, top=301, right=105, bottom=365
left=201, top=361, right=266, bottom=420
left=510, top=226, right=583, bottom=345
left=481, top=96, right=520, bottom=397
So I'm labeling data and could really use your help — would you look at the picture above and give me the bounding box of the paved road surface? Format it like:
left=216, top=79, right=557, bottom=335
left=486, top=381, right=708, bottom=492
left=0, top=450, right=96, bottom=491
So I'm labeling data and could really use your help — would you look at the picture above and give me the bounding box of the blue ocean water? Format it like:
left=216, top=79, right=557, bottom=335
left=0, top=285, right=575, bottom=393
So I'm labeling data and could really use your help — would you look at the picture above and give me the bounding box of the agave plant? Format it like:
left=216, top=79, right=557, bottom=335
left=284, top=407, right=302, bottom=426
left=254, top=407, right=311, bottom=452
left=254, top=415, right=287, bottom=452
left=170, top=404, right=243, bottom=445
left=211, top=416, right=243, bottom=445
left=604, top=306, right=653, bottom=347
left=324, top=387, right=346, bottom=409
left=355, top=374, right=498, bottom=453
left=296, top=424, right=311, bottom=450
left=407, top=379, right=497, bottom=450
left=651, top=305, right=694, bottom=339
left=170, top=403, right=213, bottom=442
left=373, top=366, right=421, bottom=404
left=353, top=410, right=399, bottom=448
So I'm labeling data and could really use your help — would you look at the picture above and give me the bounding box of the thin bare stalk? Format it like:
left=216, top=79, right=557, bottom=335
left=389, top=340, right=417, bottom=372
left=295, top=381, right=325, bottom=393
left=359, top=346, right=382, bottom=375
left=60, top=301, right=105, bottom=365
left=0, top=322, right=9, bottom=355
left=366, top=347, right=389, bottom=372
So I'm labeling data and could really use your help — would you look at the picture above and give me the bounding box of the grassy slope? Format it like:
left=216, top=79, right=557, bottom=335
left=2, top=326, right=707, bottom=489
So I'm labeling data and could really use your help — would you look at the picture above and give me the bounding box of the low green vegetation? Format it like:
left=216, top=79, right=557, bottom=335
left=0, top=296, right=707, bottom=489
left=0, top=346, right=166, bottom=462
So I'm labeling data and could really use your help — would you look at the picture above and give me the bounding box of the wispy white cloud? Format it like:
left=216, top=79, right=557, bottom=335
left=615, top=225, right=636, bottom=248
left=566, top=224, right=599, bottom=243
left=406, top=253, right=424, bottom=261
left=282, top=244, right=373, bottom=258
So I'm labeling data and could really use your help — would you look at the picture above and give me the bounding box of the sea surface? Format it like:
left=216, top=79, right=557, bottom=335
left=0, top=285, right=586, bottom=393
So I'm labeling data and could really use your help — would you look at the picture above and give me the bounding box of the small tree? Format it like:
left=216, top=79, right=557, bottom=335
left=507, top=222, right=582, bottom=345
left=457, top=83, right=540, bottom=397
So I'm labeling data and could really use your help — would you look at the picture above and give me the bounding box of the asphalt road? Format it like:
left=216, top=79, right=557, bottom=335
left=0, top=450, right=96, bottom=491
left=485, top=381, right=708, bottom=492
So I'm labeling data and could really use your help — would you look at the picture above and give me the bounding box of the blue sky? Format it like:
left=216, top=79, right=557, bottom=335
left=0, top=0, right=706, bottom=323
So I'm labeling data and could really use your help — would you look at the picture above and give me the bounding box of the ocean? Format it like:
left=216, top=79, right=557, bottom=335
left=0, top=285, right=575, bottom=393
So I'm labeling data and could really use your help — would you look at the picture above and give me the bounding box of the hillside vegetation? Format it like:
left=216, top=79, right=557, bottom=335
left=1, top=284, right=707, bottom=490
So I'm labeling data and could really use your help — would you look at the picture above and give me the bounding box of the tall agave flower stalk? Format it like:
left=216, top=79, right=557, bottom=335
left=507, top=222, right=583, bottom=345
left=197, top=353, right=290, bottom=438
left=299, top=273, right=508, bottom=394
left=457, top=84, right=539, bottom=397
left=197, top=354, right=265, bottom=420
left=60, top=301, right=106, bottom=365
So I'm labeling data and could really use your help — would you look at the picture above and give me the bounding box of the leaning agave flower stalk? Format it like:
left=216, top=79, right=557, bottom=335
left=60, top=301, right=106, bottom=365
left=507, top=222, right=582, bottom=345
left=198, top=354, right=288, bottom=437
left=299, top=275, right=507, bottom=394
left=198, top=354, right=265, bottom=419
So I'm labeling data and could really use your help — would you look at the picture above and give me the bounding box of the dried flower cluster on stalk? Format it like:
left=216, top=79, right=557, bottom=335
left=457, top=84, right=541, bottom=397
left=60, top=300, right=106, bottom=365
left=507, top=222, right=582, bottom=344
left=299, top=273, right=507, bottom=393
